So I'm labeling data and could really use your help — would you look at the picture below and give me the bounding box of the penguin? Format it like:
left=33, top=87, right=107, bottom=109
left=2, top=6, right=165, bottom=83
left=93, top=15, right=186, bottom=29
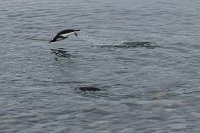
left=49, top=29, right=80, bottom=43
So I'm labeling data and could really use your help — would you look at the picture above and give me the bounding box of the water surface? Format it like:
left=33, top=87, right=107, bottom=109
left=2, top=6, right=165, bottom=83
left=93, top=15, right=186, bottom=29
left=1, top=0, right=200, bottom=132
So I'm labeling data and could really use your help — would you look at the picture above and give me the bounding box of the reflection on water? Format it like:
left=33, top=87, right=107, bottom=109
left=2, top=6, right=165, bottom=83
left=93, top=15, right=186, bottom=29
left=51, top=48, right=74, bottom=59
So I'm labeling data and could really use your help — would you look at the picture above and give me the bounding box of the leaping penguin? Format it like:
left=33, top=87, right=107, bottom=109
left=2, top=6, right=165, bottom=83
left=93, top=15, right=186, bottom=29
left=49, top=29, right=80, bottom=43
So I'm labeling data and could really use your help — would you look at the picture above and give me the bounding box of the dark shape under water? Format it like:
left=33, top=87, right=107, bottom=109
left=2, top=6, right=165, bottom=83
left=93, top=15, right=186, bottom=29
left=51, top=48, right=71, bottom=58
left=79, top=87, right=101, bottom=92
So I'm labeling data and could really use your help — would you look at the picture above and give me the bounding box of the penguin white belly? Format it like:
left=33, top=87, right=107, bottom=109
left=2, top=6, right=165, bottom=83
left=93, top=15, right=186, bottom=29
left=60, top=32, right=74, bottom=38
left=56, top=37, right=65, bottom=41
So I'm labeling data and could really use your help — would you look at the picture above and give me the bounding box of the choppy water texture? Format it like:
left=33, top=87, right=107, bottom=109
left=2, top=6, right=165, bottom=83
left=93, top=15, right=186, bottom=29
left=1, top=0, right=200, bottom=132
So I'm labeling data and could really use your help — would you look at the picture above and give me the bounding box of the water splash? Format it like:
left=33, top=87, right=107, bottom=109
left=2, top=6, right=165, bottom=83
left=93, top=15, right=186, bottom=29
left=79, top=32, right=158, bottom=49
left=79, top=31, right=118, bottom=46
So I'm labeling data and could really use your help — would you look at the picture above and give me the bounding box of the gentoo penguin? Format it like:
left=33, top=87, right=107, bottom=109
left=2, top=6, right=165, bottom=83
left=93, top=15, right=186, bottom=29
left=49, top=29, right=80, bottom=43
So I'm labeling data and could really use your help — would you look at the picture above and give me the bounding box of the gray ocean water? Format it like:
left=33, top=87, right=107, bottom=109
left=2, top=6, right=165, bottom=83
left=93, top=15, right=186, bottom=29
left=1, top=0, right=200, bottom=132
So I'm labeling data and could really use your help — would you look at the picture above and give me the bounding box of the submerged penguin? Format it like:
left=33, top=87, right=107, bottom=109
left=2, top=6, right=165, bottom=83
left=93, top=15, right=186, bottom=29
left=79, top=87, right=101, bottom=92
left=49, top=29, right=80, bottom=43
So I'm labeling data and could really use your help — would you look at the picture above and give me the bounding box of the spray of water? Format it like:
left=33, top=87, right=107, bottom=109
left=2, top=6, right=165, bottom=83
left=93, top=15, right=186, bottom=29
left=79, top=31, right=119, bottom=46
left=78, top=31, right=157, bottom=49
